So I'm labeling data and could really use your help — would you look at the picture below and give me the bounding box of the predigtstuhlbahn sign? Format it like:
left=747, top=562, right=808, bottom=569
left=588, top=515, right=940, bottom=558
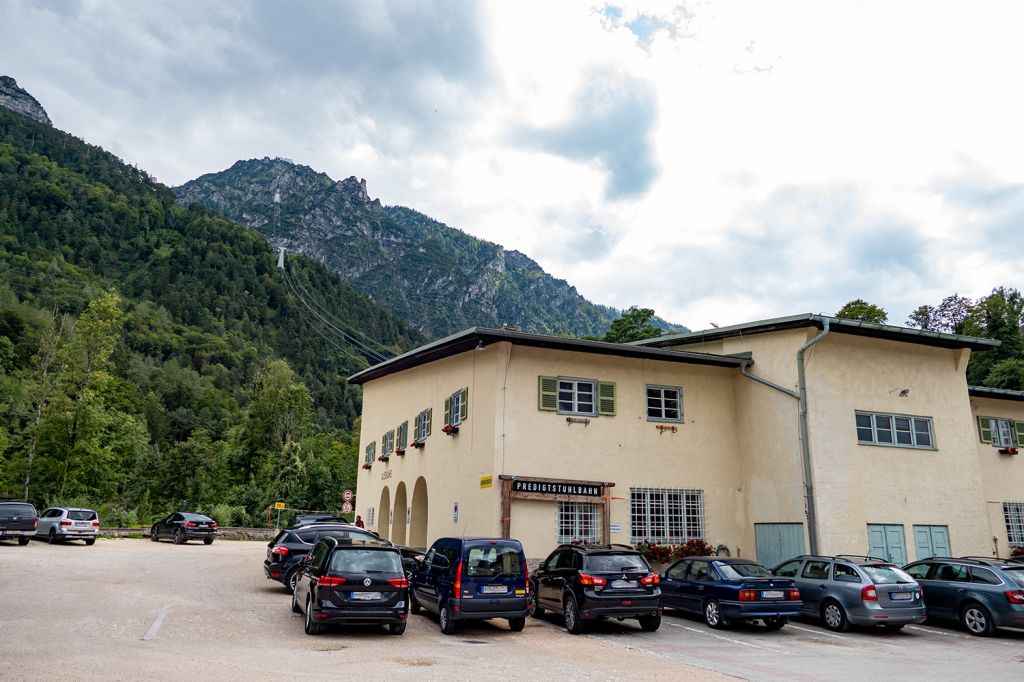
left=510, top=479, right=602, bottom=497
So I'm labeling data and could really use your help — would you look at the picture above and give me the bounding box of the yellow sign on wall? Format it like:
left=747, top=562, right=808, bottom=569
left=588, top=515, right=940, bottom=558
left=480, top=475, right=493, bottom=489
left=274, top=502, right=285, bottom=510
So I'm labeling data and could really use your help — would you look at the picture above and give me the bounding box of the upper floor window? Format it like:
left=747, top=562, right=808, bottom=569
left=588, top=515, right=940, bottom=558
left=537, top=376, right=616, bottom=416
left=978, top=416, right=1023, bottom=448
left=395, top=421, right=408, bottom=452
left=646, top=385, right=682, bottom=422
left=381, top=429, right=395, bottom=458
left=445, top=388, right=468, bottom=427
left=363, top=441, right=376, bottom=466
left=414, top=408, right=432, bottom=442
left=856, top=412, right=934, bottom=449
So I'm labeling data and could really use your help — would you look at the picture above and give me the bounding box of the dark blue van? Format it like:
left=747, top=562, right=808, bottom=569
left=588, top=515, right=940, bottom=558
left=410, top=537, right=529, bottom=634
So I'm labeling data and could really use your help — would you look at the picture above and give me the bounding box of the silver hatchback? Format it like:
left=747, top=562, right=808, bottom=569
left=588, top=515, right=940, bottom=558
left=773, top=555, right=926, bottom=631
left=36, top=507, right=99, bottom=545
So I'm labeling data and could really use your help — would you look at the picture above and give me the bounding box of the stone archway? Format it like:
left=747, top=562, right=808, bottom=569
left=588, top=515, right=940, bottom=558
left=392, top=482, right=408, bottom=546
left=409, top=477, right=429, bottom=550
left=377, top=486, right=391, bottom=540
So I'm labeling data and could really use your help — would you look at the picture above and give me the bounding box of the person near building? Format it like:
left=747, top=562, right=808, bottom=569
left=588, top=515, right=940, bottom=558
left=355, top=515, right=364, bottom=528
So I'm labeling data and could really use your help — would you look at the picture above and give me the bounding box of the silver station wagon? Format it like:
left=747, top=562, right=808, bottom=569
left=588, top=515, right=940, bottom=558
left=36, top=507, right=99, bottom=545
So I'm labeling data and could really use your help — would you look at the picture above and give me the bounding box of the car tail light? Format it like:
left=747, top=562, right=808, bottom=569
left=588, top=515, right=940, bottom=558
left=183, top=521, right=196, bottom=528
left=861, top=586, right=878, bottom=601
left=455, top=561, right=463, bottom=594
left=738, top=590, right=756, bottom=601
left=60, top=520, right=73, bottom=526
left=271, top=546, right=289, bottom=556
left=387, top=577, right=408, bottom=588
left=318, top=576, right=347, bottom=587
left=33, top=516, right=38, bottom=529
left=211, top=522, right=218, bottom=529
left=1005, top=590, right=1024, bottom=604
left=524, top=562, right=529, bottom=589
left=789, top=589, right=801, bottom=600
left=579, top=573, right=608, bottom=587
left=91, top=520, right=100, bottom=527
left=640, top=573, right=660, bottom=586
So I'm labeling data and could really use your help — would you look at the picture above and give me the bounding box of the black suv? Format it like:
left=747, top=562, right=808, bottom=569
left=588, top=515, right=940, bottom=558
left=150, top=512, right=218, bottom=544
left=292, top=536, right=409, bottom=635
left=265, top=523, right=388, bottom=593
left=902, top=555, right=1024, bottom=636
left=0, top=501, right=37, bottom=546
left=530, top=543, right=662, bottom=633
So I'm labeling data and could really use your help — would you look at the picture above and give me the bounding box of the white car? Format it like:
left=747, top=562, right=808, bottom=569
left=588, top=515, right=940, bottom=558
left=36, top=507, right=99, bottom=545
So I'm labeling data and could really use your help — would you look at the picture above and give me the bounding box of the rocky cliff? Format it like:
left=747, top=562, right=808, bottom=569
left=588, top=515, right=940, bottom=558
left=0, top=76, right=52, bottom=126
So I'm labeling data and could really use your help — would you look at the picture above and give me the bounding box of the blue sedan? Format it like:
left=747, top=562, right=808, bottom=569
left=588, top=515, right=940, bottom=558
left=660, top=556, right=802, bottom=630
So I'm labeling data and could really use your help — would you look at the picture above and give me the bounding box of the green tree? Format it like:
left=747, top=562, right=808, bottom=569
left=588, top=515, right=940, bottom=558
left=602, top=306, right=662, bottom=343
left=835, top=299, right=888, bottom=324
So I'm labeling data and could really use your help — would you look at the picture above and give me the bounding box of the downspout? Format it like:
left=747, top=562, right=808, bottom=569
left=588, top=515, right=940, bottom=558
left=797, top=319, right=830, bottom=555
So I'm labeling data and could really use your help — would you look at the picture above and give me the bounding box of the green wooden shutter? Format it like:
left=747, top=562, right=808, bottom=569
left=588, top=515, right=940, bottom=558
left=398, top=421, right=408, bottom=446
left=978, top=416, right=993, bottom=443
left=538, top=376, right=558, bottom=411
left=444, top=397, right=451, bottom=426
left=413, top=413, right=421, bottom=442
left=460, top=387, right=468, bottom=421
left=1014, top=420, right=1024, bottom=447
left=598, top=381, right=616, bottom=416
left=425, top=408, right=432, bottom=436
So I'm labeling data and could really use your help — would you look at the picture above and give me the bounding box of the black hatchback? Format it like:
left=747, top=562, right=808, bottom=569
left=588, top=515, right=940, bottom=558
left=264, top=523, right=388, bottom=593
left=150, top=512, right=217, bottom=544
left=530, top=543, right=662, bottom=634
left=291, top=536, right=408, bottom=635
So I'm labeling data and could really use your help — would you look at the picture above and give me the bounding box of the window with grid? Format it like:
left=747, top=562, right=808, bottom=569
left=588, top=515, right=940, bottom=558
left=630, top=488, right=704, bottom=544
left=558, top=379, right=596, bottom=415
left=993, top=419, right=1017, bottom=447
left=1005, top=502, right=1024, bottom=547
left=364, top=441, right=376, bottom=465
left=396, top=421, right=408, bottom=451
left=855, top=412, right=934, bottom=449
left=646, top=385, right=682, bottom=422
left=557, top=502, right=599, bottom=543
left=414, top=408, right=431, bottom=441
left=367, top=507, right=375, bottom=525
left=381, top=430, right=394, bottom=458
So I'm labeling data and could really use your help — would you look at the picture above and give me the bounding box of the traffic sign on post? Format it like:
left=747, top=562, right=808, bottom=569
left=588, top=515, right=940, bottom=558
left=342, top=501, right=353, bottom=513
left=342, top=489, right=353, bottom=502
left=274, top=502, right=285, bottom=510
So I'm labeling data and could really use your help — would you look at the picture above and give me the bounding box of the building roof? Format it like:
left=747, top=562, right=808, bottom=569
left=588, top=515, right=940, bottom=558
left=348, top=327, right=749, bottom=385
left=969, top=386, right=1024, bottom=403
left=632, top=314, right=1000, bottom=352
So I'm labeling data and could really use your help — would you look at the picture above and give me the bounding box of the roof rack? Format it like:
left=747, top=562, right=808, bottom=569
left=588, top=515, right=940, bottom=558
left=917, top=556, right=998, bottom=566
left=557, top=542, right=635, bottom=551
left=835, top=554, right=890, bottom=563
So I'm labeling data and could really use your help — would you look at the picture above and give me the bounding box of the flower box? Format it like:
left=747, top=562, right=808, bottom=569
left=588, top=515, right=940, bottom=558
left=441, top=424, right=459, bottom=436
left=361, top=463, right=371, bottom=470
left=395, top=448, right=406, bottom=456
left=999, top=447, right=1019, bottom=455
left=410, top=440, right=425, bottom=449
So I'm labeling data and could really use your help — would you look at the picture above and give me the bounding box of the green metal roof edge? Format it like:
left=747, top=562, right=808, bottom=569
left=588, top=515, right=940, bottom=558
left=968, top=386, right=1024, bottom=402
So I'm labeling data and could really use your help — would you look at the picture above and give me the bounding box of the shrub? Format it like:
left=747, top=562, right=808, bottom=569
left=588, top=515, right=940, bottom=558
left=1011, top=546, right=1024, bottom=558
left=206, top=503, right=248, bottom=528
left=635, top=538, right=716, bottom=564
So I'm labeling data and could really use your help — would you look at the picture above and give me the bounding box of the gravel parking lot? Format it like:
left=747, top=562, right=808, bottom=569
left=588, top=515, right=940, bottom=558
left=2, top=539, right=1022, bottom=681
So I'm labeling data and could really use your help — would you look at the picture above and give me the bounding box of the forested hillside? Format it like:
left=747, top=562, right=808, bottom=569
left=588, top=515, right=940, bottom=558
left=0, top=108, right=425, bottom=525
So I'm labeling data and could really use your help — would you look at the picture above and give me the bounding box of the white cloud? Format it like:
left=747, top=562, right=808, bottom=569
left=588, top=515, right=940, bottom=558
left=2, top=0, right=1023, bottom=328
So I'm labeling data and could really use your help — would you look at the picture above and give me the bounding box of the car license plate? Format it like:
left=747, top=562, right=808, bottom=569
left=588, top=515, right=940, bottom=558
left=611, top=580, right=637, bottom=588
left=761, top=590, right=784, bottom=599
left=890, top=591, right=913, bottom=600
left=75, top=522, right=88, bottom=527
left=352, top=592, right=381, bottom=601
left=481, top=585, right=508, bottom=594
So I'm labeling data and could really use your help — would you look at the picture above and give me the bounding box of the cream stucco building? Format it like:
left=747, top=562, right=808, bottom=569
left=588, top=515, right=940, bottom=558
left=349, top=315, right=1024, bottom=565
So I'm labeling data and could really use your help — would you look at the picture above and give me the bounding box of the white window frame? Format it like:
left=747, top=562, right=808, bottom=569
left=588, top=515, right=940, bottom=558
left=415, top=408, right=431, bottom=441
left=557, top=502, right=599, bottom=543
left=1005, top=502, right=1024, bottom=547
left=367, top=506, right=375, bottom=525
left=382, top=430, right=394, bottom=458
left=364, top=441, right=376, bottom=466
left=992, top=418, right=1017, bottom=448
left=855, top=411, right=935, bottom=450
left=646, top=385, right=683, bottom=422
left=449, top=390, right=464, bottom=427
left=629, top=487, right=705, bottom=544
left=557, top=377, right=597, bottom=416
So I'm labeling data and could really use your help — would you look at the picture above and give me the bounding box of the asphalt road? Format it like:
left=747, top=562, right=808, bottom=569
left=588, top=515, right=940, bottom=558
left=2, top=539, right=1022, bottom=681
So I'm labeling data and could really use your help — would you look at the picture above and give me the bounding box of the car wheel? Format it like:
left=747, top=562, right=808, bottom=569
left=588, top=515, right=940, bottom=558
left=528, top=585, right=545, bottom=619
left=304, top=597, right=323, bottom=635
left=203, top=537, right=213, bottom=545
left=291, top=588, right=302, bottom=614
left=704, top=599, right=730, bottom=629
left=439, top=604, right=457, bottom=635
left=173, top=529, right=185, bottom=545
left=508, top=617, right=526, bottom=632
left=961, top=602, right=995, bottom=637
left=17, top=536, right=30, bottom=546
left=388, top=621, right=407, bottom=635
left=48, top=528, right=59, bottom=545
left=821, top=600, right=850, bottom=632
left=85, top=538, right=96, bottom=546
left=286, top=569, right=300, bottom=594
left=638, top=614, right=661, bottom=632
left=150, top=528, right=159, bottom=542
left=883, top=623, right=905, bottom=632
left=764, top=617, right=787, bottom=631
left=409, top=589, right=421, bottom=615
left=564, top=593, right=585, bottom=635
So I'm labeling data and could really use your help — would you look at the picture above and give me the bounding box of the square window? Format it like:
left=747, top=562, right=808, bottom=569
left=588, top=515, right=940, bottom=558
left=557, top=379, right=597, bottom=416
left=646, top=385, right=683, bottom=422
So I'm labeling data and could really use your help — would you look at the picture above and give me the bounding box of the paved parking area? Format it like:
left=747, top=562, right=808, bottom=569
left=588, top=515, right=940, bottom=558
left=1, top=539, right=1022, bottom=681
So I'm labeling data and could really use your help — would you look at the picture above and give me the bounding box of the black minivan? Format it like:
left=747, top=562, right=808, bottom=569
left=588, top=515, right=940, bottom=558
left=410, top=537, right=530, bottom=635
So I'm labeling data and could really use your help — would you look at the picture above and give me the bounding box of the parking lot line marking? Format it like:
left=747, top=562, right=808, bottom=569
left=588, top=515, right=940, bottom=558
left=907, top=626, right=962, bottom=638
left=787, top=624, right=849, bottom=640
left=141, top=603, right=171, bottom=641
left=671, top=623, right=791, bottom=654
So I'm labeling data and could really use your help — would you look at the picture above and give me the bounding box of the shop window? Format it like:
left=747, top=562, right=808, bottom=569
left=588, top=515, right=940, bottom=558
left=1005, top=502, right=1024, bottom=547
left=557, top=502, right=599, bottom=543
left=629, top=487, right=704, bottom=544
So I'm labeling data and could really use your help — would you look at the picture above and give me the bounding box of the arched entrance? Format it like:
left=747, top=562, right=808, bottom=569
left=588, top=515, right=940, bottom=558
left=377, top=487, right=391, bottom=540
left=392, top=482, right=408, bottom=546
left=409, top=477, right=429, bottom=550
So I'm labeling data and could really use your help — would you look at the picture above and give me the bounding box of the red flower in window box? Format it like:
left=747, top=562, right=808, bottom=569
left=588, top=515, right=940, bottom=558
left=441, top=423, right=459, bottom=436
left=999, top=447, right=1019, bottom=455
left=410, top=440, right=425, bottom=449
left=361, top=463, right=371, bottom=470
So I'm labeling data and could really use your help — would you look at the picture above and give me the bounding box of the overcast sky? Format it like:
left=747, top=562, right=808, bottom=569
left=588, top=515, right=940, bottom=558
left=2, top=0, right=1022, bottom=329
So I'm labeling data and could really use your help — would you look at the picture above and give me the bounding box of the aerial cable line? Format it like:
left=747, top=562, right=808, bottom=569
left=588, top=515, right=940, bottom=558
left=279, top=269, right=371, bottom=368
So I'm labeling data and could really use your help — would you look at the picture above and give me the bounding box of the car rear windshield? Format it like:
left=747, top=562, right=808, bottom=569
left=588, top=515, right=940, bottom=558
left=183, top=514, right=212, bottom=521
left=716, top=562, right=773, bottom=579
left=584, top=553, right=649, bottom=572
left=861, top=564, right=915, bottom=584
left=329, top=549, right=402, bottom=575
left=464, top=544, right=525, bottom=578
left=0, top=503, right=34, bottom=516
left=68, top=510, right=97, bottom=521
left=1002, top=568, right=1024, bottom=589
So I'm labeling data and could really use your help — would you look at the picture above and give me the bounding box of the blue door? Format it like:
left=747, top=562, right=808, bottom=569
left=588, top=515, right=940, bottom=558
left=755, top=523, right=806, bottom=569
left=912, top=525, right=950, bottom=560
left=867, top=524, right=906, bottom=565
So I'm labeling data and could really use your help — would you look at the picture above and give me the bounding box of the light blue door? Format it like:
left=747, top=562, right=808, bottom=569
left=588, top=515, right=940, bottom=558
left=912, top=525, right=950, bottom=560
left=867, top=524, right=907, bottom=565
left=755, top=523, right=806, bottom=569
